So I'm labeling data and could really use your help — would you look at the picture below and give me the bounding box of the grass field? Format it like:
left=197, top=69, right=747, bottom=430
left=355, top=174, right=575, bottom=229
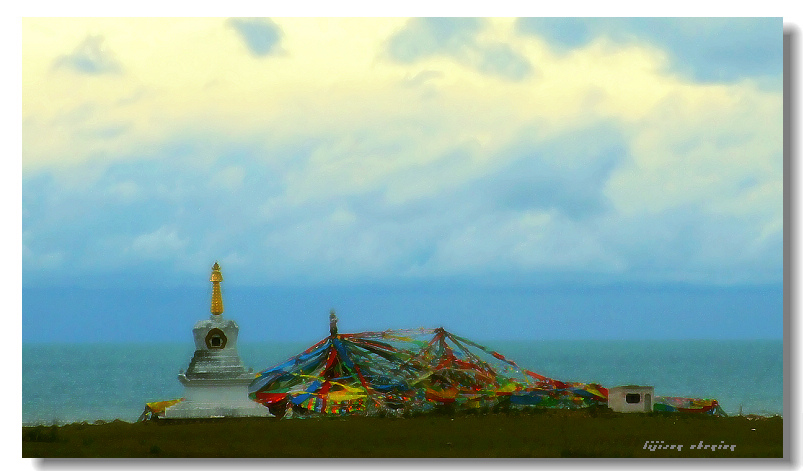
left=22, top=408, right=783, bottom=458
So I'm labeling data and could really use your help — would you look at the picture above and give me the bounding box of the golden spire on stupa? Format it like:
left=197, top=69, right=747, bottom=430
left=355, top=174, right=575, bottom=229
left=210, top=261, right=224, bottom=316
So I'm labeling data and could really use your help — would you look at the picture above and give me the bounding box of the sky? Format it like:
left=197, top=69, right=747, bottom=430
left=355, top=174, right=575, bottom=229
left=20, top=17, right=785, bottom=343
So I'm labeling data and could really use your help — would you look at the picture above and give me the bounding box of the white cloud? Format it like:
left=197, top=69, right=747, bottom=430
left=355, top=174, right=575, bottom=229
left=21, top=18, right=783, bottom=287
left=105, top=181, right=140, bottom=202
left=52, top=34, right=122, bottom=74
left=214, top=166, right=246, bottom=192
left=605, top=81, right=782, bottom=218
left=129, top=226, right=187, bottom=259
left=22, top=242, right=65, bottom=273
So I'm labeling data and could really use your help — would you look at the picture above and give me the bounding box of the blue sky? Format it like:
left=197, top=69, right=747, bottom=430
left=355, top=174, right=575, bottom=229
left=21, top=17, right=784, bottom=343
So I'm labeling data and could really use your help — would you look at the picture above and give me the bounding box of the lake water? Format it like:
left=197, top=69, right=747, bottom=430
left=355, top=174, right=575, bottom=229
left=22, top=339, right=783, bottom=425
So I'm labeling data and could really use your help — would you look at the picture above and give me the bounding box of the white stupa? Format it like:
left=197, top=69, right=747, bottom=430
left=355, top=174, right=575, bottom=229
left=163, top=262, right=272, bottom=418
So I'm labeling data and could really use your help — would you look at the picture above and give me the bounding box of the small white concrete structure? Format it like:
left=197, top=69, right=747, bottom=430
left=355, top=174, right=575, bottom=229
left=607, top=385, right=654, bottom=413
left=163, top=263, right=272, bottom=419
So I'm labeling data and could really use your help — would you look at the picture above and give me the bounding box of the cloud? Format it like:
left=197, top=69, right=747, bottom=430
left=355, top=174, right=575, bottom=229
left=517, top=17, right=782, bottom=84
left=52, top=35, right=122, bottom=74
left=476, top=42, right=535, bottom=80
left=21, top=109, right=780, bottom=289
left=473, top=125, right=627, bottom=219
left=21, top=18, right=783, bottom=289
left=604, top=82, right=782, bottom=217
left=620, top=18, right=782, bottom=83
left=228, top=17, right=283, bottom=57
left=598, top=206, right=782, bottom=285
left=387, top=17, right=483, bottom=61
left=22, top=145, right=289, bottom=286
left=515, top=17, right=594, bottom=50
left=387, top=17, right=533, bottom=81
left=401, top=70, right=444, bottom=88
left=130, top=226, right=187, bottom=258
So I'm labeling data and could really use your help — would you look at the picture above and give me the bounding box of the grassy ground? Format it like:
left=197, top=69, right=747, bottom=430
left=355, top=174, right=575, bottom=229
left=22, top=408, right=783, bottom=458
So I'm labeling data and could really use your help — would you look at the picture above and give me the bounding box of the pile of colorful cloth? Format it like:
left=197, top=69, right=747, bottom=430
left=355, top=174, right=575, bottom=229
left=248, top=327, right=612, bottom=417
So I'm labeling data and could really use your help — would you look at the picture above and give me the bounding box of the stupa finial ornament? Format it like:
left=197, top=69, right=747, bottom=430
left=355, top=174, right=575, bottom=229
left=329, top=309, right=338, bottom=336
left=210, top=261, right=224, bottom=316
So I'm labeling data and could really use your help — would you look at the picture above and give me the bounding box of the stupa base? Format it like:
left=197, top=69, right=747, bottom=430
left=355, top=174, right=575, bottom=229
left=163, top=379, right=273, bottom=419
left=163, top=400, right=273, bottom=419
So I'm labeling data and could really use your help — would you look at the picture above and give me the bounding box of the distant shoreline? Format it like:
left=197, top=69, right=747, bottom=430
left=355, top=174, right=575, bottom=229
left=20, top=410, right=785, bottom=428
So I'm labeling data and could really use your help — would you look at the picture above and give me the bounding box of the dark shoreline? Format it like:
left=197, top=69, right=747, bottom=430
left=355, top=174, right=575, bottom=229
left=23, top=409, right=783, bottom=458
